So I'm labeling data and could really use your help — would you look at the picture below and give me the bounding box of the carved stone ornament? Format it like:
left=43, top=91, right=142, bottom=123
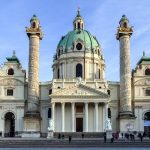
left=135, top=79, right=150, bottom=86
left=0, top=78, right=24, bottom=86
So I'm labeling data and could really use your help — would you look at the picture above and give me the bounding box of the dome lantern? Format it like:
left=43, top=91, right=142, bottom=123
left=73, top=8, right=84, bottom=30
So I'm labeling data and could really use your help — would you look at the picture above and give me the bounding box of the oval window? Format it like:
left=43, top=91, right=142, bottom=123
left=76, top=43, right=82, bottom=50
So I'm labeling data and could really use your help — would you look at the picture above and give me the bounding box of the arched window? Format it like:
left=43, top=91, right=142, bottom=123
left=76, top=64, right=82, bottom=77
left=8, top=68, right=14, bottom=75
left=32, top=22, right=36, bottom=28
left=48, top=108, right=51, bottom=118
left=123, top=22, right=127, bottom=28
left=57, top=68, right=60, bottom=79
left=145, top=69, right=150, bottom=75
left=77, top=22, right=80, bottom=29
left=99, top=69, right=101, bottom=79
left=144, top=112, right=150, bottom=120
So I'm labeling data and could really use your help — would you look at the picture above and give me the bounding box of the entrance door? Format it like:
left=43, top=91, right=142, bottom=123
left=144, top=112, right=150, bottom=136
left=5, top=112, right=15, bottom=137
left=76, top=118, right=83, bottom=132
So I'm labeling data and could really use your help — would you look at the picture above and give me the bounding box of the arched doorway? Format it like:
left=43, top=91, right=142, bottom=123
left=144, top=112, right=150, bottom=136
left=4, top=112, right=15, bottom=137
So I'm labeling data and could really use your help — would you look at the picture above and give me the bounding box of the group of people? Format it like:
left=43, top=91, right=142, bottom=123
left=103, top=131, right=149, bottom=143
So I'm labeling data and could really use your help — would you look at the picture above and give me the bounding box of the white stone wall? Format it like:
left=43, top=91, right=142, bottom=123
left=53, top=52, right=105, bottom=80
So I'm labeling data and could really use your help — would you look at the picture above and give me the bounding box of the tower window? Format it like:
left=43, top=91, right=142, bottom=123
left=57, top=69, right=60, bottom=79
left=145, top=69, right=150, bottom=75
left=32, top=22, right=36, bottom=28
left=76, top=64, right=82, bottom=78
left=7, top=89, right=13, bottom=96
left=145, top=89, right=150, bottom=96
left=8, top=68, right=14, bottom=75
left=77, top=22, right=80, bottom=29
left=76, top=43, right=82, bottom=50
left=123, top=22, right=127, bottom=28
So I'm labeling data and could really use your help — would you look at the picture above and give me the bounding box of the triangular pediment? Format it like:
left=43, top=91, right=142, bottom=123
left=51, top=83, right=109, bottom=98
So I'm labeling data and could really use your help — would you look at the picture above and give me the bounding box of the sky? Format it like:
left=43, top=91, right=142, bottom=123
left=0, top=0, right=150, bottom=82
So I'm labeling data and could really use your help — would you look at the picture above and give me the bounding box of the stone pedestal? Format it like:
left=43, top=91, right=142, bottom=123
left=119, top=117, right=135, bottom=133
left=22, top=113, right=41, bottom=138
left=47, top=131, right=54, bottom=138
left=106, top=130, right=112, bottom=139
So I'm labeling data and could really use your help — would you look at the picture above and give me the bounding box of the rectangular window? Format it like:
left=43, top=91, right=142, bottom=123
left=146, top=89, right=150, bottom=96
left=7, top=89, right=13, bottom=96
left=76, top=105, right=83, bottom=113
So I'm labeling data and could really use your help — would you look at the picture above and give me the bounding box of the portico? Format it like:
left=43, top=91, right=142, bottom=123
left=50, top=80, right=109, bottom=133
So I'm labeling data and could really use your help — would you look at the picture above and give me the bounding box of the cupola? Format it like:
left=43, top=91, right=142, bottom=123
left=73, top=8, right=84, bottom=30
left=30, top=14, right=40, bottom=29
left=119, top=14, right=129, bottom=28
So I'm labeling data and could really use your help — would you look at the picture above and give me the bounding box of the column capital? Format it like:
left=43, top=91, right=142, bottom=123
left=61, top=102, right=65, bottom=105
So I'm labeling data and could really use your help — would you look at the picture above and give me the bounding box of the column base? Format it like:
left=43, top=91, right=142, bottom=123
left=22, top=112, right=41, bottom=138
left=22, top=132, right=40, bottom=138
left=119, top=111, right=136, bottom=119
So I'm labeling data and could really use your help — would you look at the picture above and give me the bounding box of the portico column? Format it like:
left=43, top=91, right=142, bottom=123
left=52, top=102, right=55, bottom=131
left=104, top=102, right=108, bottom=131
left=61, top=102, right=65, bottom=132
left=105, top=103, right=108, bottom=121
left=95, top=102, right=98, bottom=132
left=71, top=102, right=75, bottom=132
left=85, top=102, right=88, bottom=132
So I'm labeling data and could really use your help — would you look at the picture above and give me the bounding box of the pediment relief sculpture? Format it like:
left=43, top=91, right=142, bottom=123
left=134, top=78, right=150, bottom=86
left=0, top=78, right=24, bottom=86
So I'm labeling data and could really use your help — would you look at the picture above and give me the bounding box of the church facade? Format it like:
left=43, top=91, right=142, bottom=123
left=0, top=11, right=150, bottom=137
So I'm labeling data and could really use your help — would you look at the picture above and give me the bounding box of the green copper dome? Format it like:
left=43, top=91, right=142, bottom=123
left=57, top=29, right=100, bottom=52
left=54, top=10, right=101, bottom=61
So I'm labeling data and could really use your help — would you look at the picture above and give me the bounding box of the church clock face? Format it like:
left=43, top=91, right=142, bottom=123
left=76, top=43, right=82, bottom=50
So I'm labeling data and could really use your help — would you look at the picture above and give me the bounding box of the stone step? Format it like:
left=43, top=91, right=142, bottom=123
left=0, top=139, right=150, bottom=148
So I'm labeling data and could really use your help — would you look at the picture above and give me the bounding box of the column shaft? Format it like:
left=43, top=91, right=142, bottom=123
left=61, top=103, right=65, bottom=132
left=71, top=103, right=75, bottom=132
left=52, top=103, right=55, bottom=131
left=95, top=103, right=98, bottom=132
left=85, top=103, right=88, bottom=132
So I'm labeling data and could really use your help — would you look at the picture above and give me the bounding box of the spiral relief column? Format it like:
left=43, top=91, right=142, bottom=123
left=23, top=15, right=43, bottom=137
